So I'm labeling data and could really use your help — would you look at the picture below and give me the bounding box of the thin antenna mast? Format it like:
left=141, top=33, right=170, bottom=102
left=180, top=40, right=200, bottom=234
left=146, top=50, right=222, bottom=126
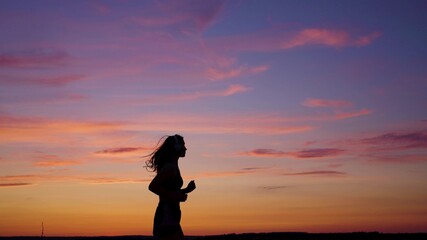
left=41, top=222, right=44, bottom=238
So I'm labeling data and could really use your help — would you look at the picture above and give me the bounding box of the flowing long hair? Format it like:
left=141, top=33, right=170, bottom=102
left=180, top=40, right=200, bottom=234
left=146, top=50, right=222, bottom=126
left=145, top=134, right=184, bottom=173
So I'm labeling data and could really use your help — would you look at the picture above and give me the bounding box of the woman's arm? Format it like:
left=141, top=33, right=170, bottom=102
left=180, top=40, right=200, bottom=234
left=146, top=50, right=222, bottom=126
left=149, top=168, right=187, bottom=202
left=181, top=180, right=196, bottom=194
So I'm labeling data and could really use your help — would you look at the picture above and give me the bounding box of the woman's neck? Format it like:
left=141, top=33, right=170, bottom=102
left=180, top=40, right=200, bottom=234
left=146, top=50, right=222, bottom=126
left=170, top=156, right=179, bottom=165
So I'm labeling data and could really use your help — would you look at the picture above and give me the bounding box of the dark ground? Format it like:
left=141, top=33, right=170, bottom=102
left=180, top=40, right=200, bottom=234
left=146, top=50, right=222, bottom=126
left=1, top=232, right=427, bottom=240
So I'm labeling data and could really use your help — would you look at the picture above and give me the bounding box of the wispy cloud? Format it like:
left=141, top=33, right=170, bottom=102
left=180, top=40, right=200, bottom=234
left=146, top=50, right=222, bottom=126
left=242, top=148, right=345, bottom=159
left=331, top=109, right=372, bottom=120
left=131, top=84, right=251, bottom=105
left=95, top=147, right=148, bottom=155
left=0, top=74, right=85, bottom=87
left=0, top=174, right=55, bottom=186
left=206, top=65, right=269, bottom=81
left=282, top=170, right=347, bottom=177
left=259, top=185, right=290, bottom=190
left=290, top=148, right=346, bottom=158
left=134, top=108, right=371, bottom=135
left=243, top=148, right=288, bottom=157
left=365, top=154, right=427, bottom=164
left=131, top=0, right=225, bottom=33
left=208, top=27, right=381, bottom=53
left=0, top=174, right=149, bottom=185
left=192, top=167, right=269, bottom=179
left=282, top=29, right=381, bottom=49
left=353, top=32, right=383, bottom=46
left=362, top=131, right=427, bottom=149
left=33, top=154, right=82, bottom=167
left=302, top=98, right=353, bottom=108
left=0, top=183, right=34, bottom=188
left=0, top=92, right=87, bottom=106
left=355, top=131, right=427, bottom=164
left=0, top=113, right=128, bottom=144
left=300, top=98, right=372, bottom=120
left=0, top=49, right=71, bottom=68
left=91, top=1, right=111, bottom=15
left=136, top=112, right=313, bottom=135
left=80, top=177, right=149, bottom=184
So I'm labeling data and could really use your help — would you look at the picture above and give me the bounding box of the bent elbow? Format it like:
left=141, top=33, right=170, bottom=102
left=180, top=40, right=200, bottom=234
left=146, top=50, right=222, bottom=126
left=148, top=183, right=157, bottom=194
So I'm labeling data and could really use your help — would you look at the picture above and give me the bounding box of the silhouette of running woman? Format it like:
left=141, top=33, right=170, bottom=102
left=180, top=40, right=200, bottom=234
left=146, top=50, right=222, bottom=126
left=146, top=134, right=196, bottom=240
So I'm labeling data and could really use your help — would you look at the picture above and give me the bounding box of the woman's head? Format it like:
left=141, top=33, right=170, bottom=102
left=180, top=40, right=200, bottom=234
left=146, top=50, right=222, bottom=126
left=145, top=134, right=186, bottom=172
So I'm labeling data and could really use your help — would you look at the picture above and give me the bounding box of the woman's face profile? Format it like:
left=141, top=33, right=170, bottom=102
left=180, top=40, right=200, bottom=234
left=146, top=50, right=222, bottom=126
left=179, top=140, right=187, bottom=157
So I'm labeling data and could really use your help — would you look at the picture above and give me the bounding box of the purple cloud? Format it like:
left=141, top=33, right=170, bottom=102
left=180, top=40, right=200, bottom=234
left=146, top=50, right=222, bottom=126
left=362, top=131, right=427, bottom=149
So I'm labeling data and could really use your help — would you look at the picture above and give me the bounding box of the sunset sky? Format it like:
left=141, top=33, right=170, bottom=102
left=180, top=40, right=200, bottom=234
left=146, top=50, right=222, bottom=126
left=1, top=0, right=427, bottom=236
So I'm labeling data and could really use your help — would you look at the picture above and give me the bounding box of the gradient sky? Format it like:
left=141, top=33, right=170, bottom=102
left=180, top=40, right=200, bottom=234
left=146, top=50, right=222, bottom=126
left=1, top=0, right=427, bottom=236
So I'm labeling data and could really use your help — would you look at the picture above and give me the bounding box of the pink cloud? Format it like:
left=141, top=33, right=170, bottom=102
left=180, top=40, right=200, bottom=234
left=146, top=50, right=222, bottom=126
left=243, top=148, right=345, bottom=159
left=302, top=98, right=353, bottom=108
left=206, top=65, right=269, bottom=81
left=208, top=27, right=380, bottom=53
left=220, top=84, right=251, bottom=96
left=282, top=29, right=381, bottom=49
left=332, top=109, right=373, bottom=120
left=243, top=149, right=288, bottom=157
left=282, top=29, right=350, bottom=49
left=33, top=160, right=81, bottom=167
left=33, top=154, right=81, bottom=167
left=293, top=108, right=372, bottom=122
left=0, top=49, right=70, bottom=68
left=0, top=113, right=129, bottom=144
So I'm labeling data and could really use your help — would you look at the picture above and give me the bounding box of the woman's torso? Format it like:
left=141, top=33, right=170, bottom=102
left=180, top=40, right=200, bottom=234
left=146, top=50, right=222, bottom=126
left=159, top=163, right=183, bottom=203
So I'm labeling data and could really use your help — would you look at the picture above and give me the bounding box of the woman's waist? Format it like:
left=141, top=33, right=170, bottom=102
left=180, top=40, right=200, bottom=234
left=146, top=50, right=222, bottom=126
left=159, top=197, right=181, bottom=205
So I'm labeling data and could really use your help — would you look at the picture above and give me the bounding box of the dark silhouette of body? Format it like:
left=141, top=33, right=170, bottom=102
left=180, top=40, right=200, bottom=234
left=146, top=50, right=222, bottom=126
left=146, top=134, right=196, bottom=240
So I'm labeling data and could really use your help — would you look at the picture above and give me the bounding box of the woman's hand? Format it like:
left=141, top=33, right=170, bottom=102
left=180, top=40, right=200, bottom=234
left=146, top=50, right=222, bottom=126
left=185, top=180, right=196, bottom=193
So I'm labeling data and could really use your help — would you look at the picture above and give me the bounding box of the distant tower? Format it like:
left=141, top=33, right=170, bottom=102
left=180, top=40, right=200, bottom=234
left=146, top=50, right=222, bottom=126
left=41, top=222, right=44, bottom=238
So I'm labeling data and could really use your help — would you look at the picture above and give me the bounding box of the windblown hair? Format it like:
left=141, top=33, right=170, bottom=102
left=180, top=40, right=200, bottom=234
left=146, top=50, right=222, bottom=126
left=145, top=134, right=184, bottom=173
